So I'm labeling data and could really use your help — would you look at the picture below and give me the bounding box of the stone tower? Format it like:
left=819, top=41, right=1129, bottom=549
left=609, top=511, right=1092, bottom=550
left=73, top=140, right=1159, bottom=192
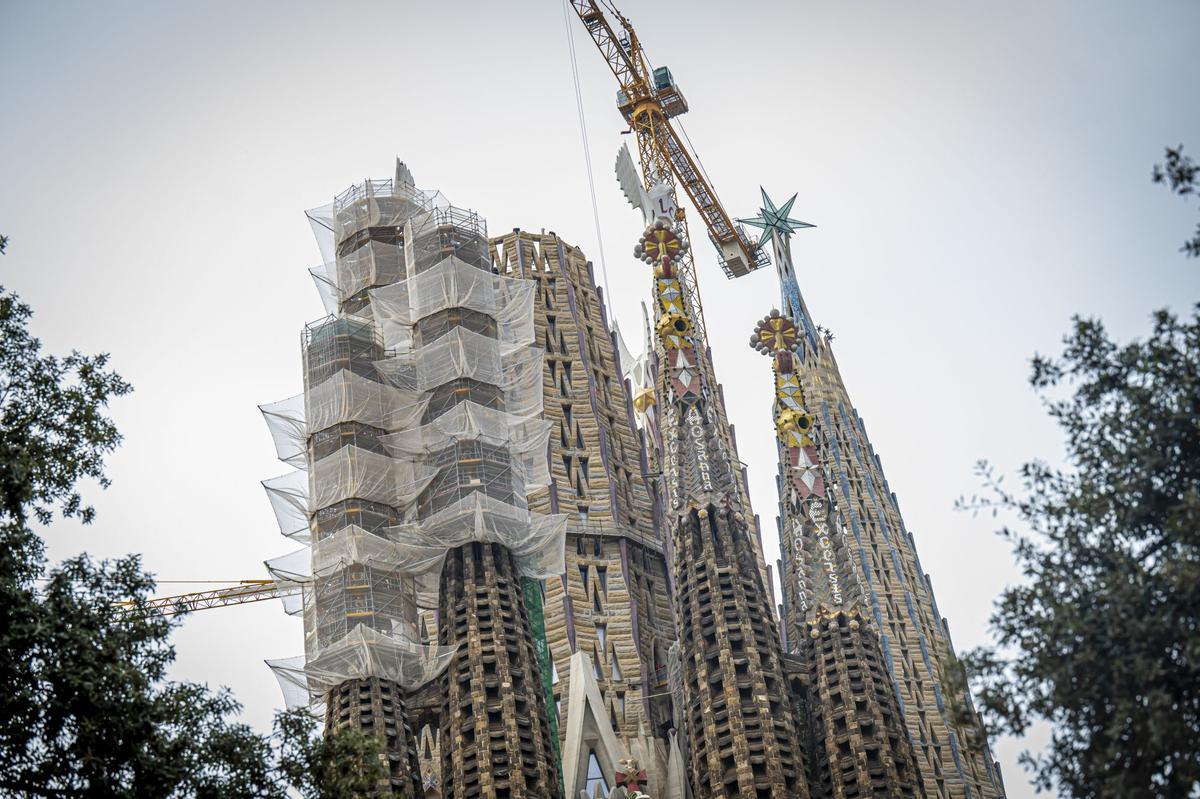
left=740, top=190, right=1006, bottom=799
left=751, top=309, right=926, bottom=799
left=635, top=214, right=810, bottom=799
left=489, top=231, right=677, bottom=798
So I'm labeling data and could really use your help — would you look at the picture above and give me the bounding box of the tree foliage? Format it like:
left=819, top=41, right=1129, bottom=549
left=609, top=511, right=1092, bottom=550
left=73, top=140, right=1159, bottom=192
left=1153, top=145, right=1200, bottom=258
left=0, top=276, right=387, bottom=797
left=955, top=307, right=1200, bottom=797
left=275, top=710, right=393, bottom=799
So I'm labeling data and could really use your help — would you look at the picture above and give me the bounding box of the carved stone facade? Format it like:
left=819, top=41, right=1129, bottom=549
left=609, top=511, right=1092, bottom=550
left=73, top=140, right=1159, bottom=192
left=437, top=543, right=561, bottom=798
left=325, top=676, right=422, bottom=795
left=488, top=231, right=676, bottom=771
left=752, top=307, right=926, bottom=799
left=804, top=608, right=927, bottom=799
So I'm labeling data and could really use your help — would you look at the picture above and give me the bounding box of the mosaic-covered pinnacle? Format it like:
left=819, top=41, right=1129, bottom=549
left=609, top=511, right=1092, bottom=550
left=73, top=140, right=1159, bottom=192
left=749, top=310, right=799, bottom=357
left=633, top=219, right=689, bottom=268
left=737, top=188, right=815, bottom=250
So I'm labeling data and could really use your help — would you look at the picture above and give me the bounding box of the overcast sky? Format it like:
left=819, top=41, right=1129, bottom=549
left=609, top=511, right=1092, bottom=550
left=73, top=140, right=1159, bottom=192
left=3, top=1, right=1198, bottom=795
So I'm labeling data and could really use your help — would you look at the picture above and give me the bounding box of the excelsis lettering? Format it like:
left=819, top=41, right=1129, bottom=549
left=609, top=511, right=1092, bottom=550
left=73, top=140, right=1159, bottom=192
left=790, top=497, right=843, bottom=609
left=810, top=498, right=844, bottom=606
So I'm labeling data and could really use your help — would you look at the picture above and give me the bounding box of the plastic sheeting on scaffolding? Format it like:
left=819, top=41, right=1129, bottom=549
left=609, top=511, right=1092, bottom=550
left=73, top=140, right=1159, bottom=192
left=264, top=167, right=565, bottom=708
left=266, top=625, right=457, bottom=708
left=368, top=256, right=535, bottom=351
left=312, top=529, right=446, bottom=583
left=266, top=534, right=446, bottom=611
left=309, top=264, right=339, bottom=316
left=261, top=456, right=433, bottom=544
left=404, top=206, right=490, bottom=275
left=309, top=447, right=437, bottom=512
left=372, top=327, right=542, bottom=394
left=308, top=370, right=428, bottom=436
left=395, top=491, right=566, bottom=579
left=260, top=394, right=307, bottom=468
left=260, top=372, right=432, bottom=472
left=329, top=240, right=405, bottom=304
left=304, top=181, right=466, bottom=306
left=382, top=401, right=554, bottom=489
left=263, top=470, right=310, bottom=542
left=304, top=168, right=447, bottom=271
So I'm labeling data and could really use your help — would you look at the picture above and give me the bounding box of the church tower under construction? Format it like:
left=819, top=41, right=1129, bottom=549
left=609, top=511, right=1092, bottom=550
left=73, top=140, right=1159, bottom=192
left=258, top=161, right=1005, bottom=799
left=262, top=164, right=564, bottom=798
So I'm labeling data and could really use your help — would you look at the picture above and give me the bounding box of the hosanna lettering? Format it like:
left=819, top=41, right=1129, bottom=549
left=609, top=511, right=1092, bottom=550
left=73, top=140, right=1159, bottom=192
left=686, top=406, right=714, bottom=493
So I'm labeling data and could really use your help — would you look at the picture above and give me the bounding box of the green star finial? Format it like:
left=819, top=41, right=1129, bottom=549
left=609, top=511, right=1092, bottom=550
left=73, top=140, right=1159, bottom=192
left=737, top=188, right=814, bottom=249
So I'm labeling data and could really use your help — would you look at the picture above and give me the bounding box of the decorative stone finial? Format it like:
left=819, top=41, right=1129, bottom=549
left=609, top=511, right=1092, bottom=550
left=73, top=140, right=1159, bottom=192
left=616, top=757, right=648, bottom=793
left=634, top=220, right=688, bottom=273
left=750, top=311, right=799, bottom=374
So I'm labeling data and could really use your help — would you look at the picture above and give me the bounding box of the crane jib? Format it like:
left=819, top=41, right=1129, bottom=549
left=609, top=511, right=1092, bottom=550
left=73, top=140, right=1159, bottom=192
left=567, top=0, right=767, bottom=279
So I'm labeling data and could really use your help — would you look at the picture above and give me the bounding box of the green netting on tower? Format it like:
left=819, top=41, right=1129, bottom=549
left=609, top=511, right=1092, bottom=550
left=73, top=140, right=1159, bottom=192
left=521, top=575, right=563, bottom=795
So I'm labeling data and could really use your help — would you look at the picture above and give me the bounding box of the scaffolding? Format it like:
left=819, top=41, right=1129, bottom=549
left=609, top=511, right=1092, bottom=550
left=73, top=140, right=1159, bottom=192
left=261, top=162, right=565, bottom=719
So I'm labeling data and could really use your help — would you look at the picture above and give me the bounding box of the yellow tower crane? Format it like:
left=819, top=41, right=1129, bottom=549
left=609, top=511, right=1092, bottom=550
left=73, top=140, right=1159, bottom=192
left=568, top=0, right=769, bottom=345
left=567, top=0, right=777, bottom=593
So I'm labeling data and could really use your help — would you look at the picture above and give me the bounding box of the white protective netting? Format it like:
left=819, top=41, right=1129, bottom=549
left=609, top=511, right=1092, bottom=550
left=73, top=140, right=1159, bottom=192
left=373, top=327, right=543, bottom=394
left=376, top=342, right=544, bottom=422
left=263, top=470, right=310, bottom=542
left=267, top=625, right=458, bottom=707
left=331, top=240, right=404, bottom=304
left=266, top=656, right=315, bottom=709
left=267, top=533, right=446, bottom=611
left=382, top=401, right=553, bottom=491
left=260, top=394, right=306, bottom=469
left=311, top=527, right=446, bottom=580
left=307, top=369, right=429, bottom=437
left=332, top=177, right=441, bottom=245
left=304, top=167, right=453, bottom=304
left=403, top=204, right=489, bottom=276
left=309, top=446, right=437, bottom=512
left=261, top=473, right=564, bottom=579
left=392, top=491, right=566, bottom=579
left=368, top=256, right=535, bottom=351
left=265, top=547, right=313, bottom=589
left=309, top=264, right=339, bottom=316
left=266, top=168, right=563, bottom=704
left=262, top=548, right=318, bottom=619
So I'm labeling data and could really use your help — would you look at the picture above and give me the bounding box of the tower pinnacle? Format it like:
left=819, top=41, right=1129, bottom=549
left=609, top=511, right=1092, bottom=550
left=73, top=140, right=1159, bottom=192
left=737, top=188, right=815, bottom=249
left=643, top=215, right=808, bottom=798
left=748, top=188, right=1006, bottom=798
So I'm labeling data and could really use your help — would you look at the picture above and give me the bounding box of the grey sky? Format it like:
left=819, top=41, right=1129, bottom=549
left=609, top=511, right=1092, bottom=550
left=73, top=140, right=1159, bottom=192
left=2, top=2, right=1197, bottom=795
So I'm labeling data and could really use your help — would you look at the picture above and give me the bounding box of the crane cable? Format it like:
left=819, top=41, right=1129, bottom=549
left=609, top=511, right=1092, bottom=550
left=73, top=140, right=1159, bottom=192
left=561, top=0, right=613, bottom=303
